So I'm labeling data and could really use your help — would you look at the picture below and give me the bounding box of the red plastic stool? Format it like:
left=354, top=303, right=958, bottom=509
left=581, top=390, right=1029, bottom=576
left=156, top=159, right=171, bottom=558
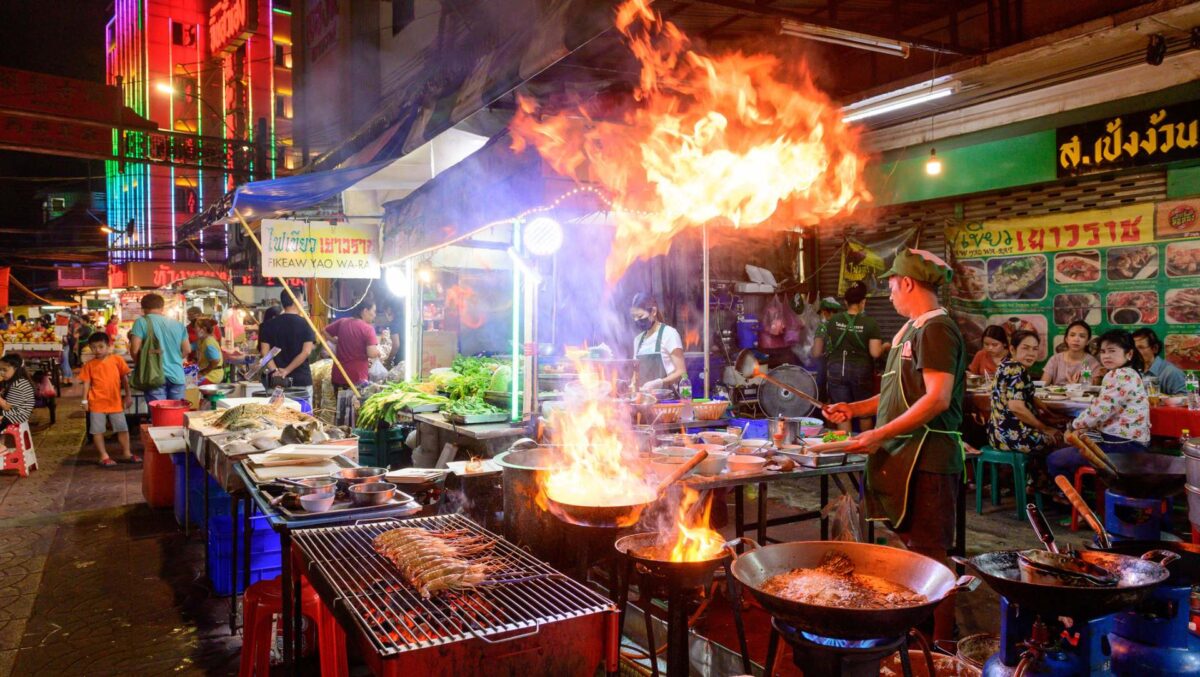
left=1068, top=466, right=1106, bottom=532
left=1, top=423, right=38, bottom=477
left=238, top=575, right=346, bottom=677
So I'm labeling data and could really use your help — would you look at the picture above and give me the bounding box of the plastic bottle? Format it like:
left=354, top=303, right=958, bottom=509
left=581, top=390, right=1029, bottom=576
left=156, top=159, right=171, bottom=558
left=1188, top=372, right=1200, bottom=411
left=679, top=375, right=693, bottom=421
left=1081, top=364, right=1093, bottom=386
left=1181, top=428, right=1191, bottom=454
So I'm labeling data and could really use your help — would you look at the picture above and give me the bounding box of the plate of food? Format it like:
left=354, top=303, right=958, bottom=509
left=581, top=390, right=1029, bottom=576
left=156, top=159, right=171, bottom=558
left=989, top=255, right=1047, bottom=300
left=1165, top=241, right=1200, bottom=277
left=1106, top=290, right=1159, bottom=324
left=1053, top=293, right=1101, bottom=326
left=1054, top=251, right=1100, bottom=284
left=1166, top=288, right=1200, bottom=325
left=1166, top=334, right=1200, bottom=370
left=952, top=260, right=987, bottom=301
left=1107, top=245, right=1158, bottom=280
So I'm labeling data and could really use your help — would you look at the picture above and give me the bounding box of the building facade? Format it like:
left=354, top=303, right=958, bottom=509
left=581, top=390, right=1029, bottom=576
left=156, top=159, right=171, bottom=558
left=105, top=0, right=296, bottom=263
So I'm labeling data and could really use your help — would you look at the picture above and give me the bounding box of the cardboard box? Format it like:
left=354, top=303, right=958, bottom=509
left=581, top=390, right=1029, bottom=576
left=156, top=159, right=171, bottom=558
left=421, top=330, right=458, bottom=377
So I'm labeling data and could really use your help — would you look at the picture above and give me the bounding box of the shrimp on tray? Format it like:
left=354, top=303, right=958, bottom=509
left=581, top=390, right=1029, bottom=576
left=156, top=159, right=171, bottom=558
left=373, top=528, right=496, bottom=598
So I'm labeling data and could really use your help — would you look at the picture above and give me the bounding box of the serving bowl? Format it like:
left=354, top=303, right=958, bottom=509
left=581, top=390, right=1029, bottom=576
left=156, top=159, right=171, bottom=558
left=348, top=481, right=398, bottom=507
left=289, top=477, right=338, bottom=497
left=299, top=492, right=335, bottom=512
left=698, top=431, right=740, bottom=447
left=727, top=455, right=767, bottom=473
left=695, top=451, right=730, bottom=475
left=330, top=466, right=388, bottom=491
left=650, top=455, right=698, bottom=479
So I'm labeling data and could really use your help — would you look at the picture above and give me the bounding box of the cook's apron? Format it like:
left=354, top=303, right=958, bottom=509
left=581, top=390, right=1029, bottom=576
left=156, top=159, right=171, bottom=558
left=636, top=324, right=668, bottom=386
left=866, top=310, right=964, bottom=526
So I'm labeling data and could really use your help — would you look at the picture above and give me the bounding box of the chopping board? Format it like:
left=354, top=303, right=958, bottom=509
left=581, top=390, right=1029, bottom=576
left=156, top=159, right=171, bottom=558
left=245, top=458, right=344, bottom=481
left=248, top=445, right=347, bottom=467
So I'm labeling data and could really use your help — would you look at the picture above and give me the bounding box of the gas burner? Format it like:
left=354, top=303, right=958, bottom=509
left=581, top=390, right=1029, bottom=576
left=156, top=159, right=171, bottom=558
left=766, top=618, right=927, bottom=677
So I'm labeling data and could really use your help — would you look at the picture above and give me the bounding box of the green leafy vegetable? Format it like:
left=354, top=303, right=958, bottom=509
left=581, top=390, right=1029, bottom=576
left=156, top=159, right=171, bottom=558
left=357, top=382, right=448, bottom=429
left=444, top=395, right=503, bottom=416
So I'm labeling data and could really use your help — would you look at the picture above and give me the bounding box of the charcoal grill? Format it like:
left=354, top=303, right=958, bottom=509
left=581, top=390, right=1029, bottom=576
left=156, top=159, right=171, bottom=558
left=291, top=514, right=619, bottom=676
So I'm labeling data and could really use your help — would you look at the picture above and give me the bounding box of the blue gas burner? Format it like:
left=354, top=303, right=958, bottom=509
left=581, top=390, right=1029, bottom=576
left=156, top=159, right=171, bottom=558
left=1104, top=490, right=1168, bottom=541
left=982, top=598, right=1114, bottom=677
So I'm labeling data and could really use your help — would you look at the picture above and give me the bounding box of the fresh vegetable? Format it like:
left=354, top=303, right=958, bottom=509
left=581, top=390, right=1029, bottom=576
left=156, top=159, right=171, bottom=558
left=444, top=395, right=503, bottom=417
left=357, top=382, right=449, bottom=428
left=445, top=355, right=506, bottom=401
left=487, top=365, right=512, bottom=394
left=822, top=430, right=850, bottom=443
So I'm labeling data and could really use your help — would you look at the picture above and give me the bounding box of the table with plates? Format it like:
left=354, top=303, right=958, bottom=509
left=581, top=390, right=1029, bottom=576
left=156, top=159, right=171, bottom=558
left=968, top=388, right=1198, bottom=437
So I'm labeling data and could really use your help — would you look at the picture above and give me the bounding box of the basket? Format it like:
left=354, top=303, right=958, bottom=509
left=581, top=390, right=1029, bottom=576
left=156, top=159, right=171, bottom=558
left=650, top=403, right=683, bottom=424
left=693, top=400, right=730, bottom=421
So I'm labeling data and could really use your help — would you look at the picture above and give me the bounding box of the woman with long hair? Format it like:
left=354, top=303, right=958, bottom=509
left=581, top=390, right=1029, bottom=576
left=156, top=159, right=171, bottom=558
left=0, top=354, right=36, bottom=427
left=1042, top=321, right=1101, bottom=385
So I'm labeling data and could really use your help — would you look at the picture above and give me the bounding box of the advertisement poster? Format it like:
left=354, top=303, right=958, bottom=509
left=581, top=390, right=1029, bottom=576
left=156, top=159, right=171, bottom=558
left=261, top=220, right=381, bottom=279
left=946, top=200, right=1200, bottom=370
left=838, top=227, right=917, bottom=296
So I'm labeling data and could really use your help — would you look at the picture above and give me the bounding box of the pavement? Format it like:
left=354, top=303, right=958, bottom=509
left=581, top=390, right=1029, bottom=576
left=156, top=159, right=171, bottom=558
left=0, top=385, right=240, bottom=676
left=0, top=387, right=1167, bottom=675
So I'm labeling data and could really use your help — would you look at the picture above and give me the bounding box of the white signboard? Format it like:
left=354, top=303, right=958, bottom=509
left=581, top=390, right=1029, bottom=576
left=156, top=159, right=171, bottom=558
left=261, top=220, right=380, bottom=279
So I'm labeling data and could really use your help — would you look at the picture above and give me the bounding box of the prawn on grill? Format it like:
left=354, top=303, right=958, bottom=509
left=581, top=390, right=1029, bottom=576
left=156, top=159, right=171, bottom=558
left=373, top=528, right=496, bottom=598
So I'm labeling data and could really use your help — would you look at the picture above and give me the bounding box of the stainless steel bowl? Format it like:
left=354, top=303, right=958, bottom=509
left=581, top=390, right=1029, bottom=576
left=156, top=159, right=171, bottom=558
left=348, top=481, right=396, bottom=507
left=330, top=466, right=387, bottom=491
left=290, top=477, right=337, bottom=496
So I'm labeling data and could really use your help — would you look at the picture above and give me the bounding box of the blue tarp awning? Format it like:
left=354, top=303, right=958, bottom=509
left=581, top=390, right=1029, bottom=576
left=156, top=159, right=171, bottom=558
left=227, top=160, right=394, bottom=221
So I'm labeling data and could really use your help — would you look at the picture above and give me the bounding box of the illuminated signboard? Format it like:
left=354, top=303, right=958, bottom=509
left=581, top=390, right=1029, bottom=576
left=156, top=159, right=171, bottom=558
left=209, top=0, right=258, bottom=56
left=109, top=262, right=230, bottom=289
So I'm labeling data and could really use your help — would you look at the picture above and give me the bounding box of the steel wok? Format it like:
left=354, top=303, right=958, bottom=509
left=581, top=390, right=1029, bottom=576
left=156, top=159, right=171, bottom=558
left=1104, top=453, right=1187, bottom=497
left=615, top=532, right=746, bottom=588
left=544, top=450, right=707, bottom=528
left=952, top=549, right=1177, bottom=619
left=729, top=540, right=973, bottom=640
left=1088, top=540, right=1200, bottom=586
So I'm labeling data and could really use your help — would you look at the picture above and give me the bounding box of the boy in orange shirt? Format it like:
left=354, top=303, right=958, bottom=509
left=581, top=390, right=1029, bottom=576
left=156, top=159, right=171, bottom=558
left=79, top=332, right=138, bottom=466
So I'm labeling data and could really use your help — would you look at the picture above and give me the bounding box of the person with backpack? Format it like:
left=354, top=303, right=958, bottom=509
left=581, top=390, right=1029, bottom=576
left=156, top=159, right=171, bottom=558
left=129, top=293, right=190, bottom=402
left=810, top=281, right=888, bottom=432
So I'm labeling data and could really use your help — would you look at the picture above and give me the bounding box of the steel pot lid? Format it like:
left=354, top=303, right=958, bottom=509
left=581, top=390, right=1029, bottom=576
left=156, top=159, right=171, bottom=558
left=759, top=365, right=819, bottom=418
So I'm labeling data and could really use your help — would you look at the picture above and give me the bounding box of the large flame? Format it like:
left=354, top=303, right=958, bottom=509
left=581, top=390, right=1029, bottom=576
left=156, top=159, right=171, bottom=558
left=511, top=0, right=871, bottom=281
left=542, top=361, right=655, bottom=509
left=667, top=487, right=725, bottom=562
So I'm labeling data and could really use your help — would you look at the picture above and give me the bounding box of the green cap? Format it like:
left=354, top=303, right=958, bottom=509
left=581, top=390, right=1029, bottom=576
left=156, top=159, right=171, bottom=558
left=819, top=297, right=843, bottom=311
left=881, top=247, right=954, bottom=286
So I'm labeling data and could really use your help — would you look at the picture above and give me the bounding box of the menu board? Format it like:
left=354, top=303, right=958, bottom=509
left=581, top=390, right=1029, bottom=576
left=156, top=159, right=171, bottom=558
left=946, top=199, right=1200, bottom=369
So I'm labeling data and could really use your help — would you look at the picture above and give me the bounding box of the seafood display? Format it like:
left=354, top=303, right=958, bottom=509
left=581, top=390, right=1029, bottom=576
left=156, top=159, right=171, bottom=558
left=1053, top=251, right=1100, bottom=283
left=989, top=256, right=1047, bottom=299
left=372, top=528, right=493, bottom=598
left=760, top=550, right=928, bottom=610
left=952, top=260, right=987, bottom=301
left=1166, top=334, right=1200, bottom=369
left=1166, top=288, right=1200, bottom=324
left=1106, top=245, right=1157, bottom=280
left=203, top=403, right=317, bottom=432
left=1106, top=291, right=1159, bottom=324
left=1165, top=240, right=1200, bottom=277
left=1053, top=293, right=1100, bottom=325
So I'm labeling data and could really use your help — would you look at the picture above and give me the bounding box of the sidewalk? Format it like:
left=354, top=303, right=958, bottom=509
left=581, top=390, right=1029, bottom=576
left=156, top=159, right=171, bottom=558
left=0, top=387, right=239, bottom=676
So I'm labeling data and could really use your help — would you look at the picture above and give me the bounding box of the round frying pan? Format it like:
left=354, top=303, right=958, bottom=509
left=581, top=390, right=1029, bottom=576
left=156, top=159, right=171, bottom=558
left=1105, top=453, right=1187, bottom=498
left=614, top=532, right=742, bottom=588
left=544, top=450, right=707, bottom=528
left=1088, top=540, right=1200, bottom=586
left=729, top=540, right=974, bottom=640
left=952, top=549, right=1176, bottom=619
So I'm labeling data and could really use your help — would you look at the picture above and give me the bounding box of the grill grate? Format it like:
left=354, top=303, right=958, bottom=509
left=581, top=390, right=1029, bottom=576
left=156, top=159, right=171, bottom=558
left=291, top=514, right=613, bottom=657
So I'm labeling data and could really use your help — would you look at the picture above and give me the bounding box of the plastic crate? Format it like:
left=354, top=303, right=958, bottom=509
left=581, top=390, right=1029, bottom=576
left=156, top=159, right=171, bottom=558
left=727, top=417, right=770, bottom=440
left=356, top=426, right=411, bottom=469
left=207, top=511, right=281, bottom=597
left=208, top=555, right=282, bottom=597
left=172, top=451, right=205, bottom=527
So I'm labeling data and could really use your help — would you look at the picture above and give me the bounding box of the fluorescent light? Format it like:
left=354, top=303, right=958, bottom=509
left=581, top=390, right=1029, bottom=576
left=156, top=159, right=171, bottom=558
left=779, top=19, right=910, bottom=58
left=842, top=77, right=960, bottom=122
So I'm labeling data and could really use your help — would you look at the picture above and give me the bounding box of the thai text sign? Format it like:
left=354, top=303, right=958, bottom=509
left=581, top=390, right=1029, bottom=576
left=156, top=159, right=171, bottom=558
left=261, top=220, right=380, bottom=279
left=1057, top=99, right=1200, bottom=176
left=110, top=262, right=230, bottom=289
left=947, top=204, right=1154, bottom=259
left=209, top=0, right=257, bottom=55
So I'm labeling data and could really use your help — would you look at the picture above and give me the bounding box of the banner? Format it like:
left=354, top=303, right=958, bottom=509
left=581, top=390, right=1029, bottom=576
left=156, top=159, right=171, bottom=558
left=261, top=220, right=380, bottom=279
left=1057, top=99, right=1200, bottom=176
left=838, top=227, right=917, bottom=296
left=946, top=201, right=1200, bottom=370
left=0, top=267, right=8, bottom=308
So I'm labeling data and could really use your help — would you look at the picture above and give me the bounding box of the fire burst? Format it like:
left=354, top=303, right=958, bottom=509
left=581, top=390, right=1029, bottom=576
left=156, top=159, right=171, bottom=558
left=667, top=488, right=725, bottom=562
left=511, top=0, right=871, bottom=281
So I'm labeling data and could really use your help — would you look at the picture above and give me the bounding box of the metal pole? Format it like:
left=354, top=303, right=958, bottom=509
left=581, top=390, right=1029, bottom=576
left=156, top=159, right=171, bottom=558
left=702, top=224, right=711, bottom=399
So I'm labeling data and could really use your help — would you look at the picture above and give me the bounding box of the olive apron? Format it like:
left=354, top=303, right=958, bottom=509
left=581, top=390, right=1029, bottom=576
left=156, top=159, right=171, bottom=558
left=866, top=309, right=964, bottom=526
left=636, top=324, right=668, bottom=387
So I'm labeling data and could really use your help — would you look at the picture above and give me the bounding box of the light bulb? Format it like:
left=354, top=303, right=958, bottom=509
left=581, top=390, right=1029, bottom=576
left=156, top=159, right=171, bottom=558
left=384, top=266, right=408, bottom=297
left=925, top=148, right=942, bottom=176
left=524, top=217, right=563, bottom=256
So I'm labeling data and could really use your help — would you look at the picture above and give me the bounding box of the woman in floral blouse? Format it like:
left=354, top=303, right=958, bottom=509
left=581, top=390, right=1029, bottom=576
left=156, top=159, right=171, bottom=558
left=988, top=331, right=1062, bottom=488
left=1047, top=329, right=1150, bottom=484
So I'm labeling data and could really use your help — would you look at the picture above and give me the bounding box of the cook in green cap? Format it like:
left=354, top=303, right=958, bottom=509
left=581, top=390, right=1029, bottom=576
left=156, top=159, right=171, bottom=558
left=822, top=247, right=966, bottom=643
left=817, top=296, right=844, bottom=322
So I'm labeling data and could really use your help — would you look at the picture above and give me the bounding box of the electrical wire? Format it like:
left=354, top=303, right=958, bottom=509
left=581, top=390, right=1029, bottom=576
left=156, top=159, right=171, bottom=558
left=314, top=278, right=374, bottom=313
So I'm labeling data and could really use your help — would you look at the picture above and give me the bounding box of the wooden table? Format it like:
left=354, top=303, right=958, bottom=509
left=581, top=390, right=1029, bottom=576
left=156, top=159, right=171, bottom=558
left=969, top=390, right=1196, bottom=438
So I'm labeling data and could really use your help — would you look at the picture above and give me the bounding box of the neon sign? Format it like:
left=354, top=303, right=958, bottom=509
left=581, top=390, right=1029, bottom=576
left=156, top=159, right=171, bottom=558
left=209, top=0, right=258, bottom=56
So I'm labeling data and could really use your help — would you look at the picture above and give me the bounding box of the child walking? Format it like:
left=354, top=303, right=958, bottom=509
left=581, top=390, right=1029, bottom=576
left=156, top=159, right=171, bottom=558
left=79, top=332, right=139, bottom=466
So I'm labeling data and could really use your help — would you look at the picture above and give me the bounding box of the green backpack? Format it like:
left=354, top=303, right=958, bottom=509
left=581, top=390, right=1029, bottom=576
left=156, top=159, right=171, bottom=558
left=131, top=315, right=165, bottom=391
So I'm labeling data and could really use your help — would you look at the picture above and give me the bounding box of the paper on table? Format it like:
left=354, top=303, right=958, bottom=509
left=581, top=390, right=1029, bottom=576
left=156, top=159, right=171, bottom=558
left=446, top=459, right=502, bottom=476
left=253, top=444, right=347, bottom=460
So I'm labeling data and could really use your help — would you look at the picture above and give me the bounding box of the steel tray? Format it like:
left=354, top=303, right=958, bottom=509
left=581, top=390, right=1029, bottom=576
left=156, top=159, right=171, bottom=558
left=446, top=411, right=511, bottom=425
left=258, top=484, right=421, bottom=521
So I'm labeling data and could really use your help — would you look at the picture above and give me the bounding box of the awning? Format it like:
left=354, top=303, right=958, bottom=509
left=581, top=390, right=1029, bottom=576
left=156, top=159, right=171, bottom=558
left=225, top=160, right=394, bottom=222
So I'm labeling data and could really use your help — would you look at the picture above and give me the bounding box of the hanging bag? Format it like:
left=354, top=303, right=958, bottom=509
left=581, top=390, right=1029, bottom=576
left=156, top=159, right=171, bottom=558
left=131, top=315, right=165, bottom=391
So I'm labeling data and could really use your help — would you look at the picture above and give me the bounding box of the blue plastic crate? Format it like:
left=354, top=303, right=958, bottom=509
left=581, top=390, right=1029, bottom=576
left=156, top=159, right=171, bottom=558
left=208, top=553, right=282, bottom=597
left=727, top=417, right=770, bottom=439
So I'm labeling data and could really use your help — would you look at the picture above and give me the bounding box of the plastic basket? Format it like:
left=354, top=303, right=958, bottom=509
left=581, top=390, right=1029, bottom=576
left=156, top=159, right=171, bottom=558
left=692, top=400, right=730, bottom=421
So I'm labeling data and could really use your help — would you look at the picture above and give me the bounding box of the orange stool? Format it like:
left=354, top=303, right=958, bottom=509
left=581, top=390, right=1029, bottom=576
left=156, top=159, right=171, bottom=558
left=1068, top=466, right=1106, bottom=531
left=238, top=575, right=346, bottom=677
left=1, top=423, right=38, bottom=477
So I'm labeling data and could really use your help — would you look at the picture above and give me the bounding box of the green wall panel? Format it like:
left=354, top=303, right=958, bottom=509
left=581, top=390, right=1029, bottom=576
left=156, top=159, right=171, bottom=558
left=1167, top=164, right=1200, bottom=199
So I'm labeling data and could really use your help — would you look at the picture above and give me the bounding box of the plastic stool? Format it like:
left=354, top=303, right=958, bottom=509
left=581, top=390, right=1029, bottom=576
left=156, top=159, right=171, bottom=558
left=1068, top=466, right=1107, bottom=532
left=237, top=575, right=346, bottom=677
left=1, top=422, right=38, bottom=477
left=974, top=445, right=1043, bottom=521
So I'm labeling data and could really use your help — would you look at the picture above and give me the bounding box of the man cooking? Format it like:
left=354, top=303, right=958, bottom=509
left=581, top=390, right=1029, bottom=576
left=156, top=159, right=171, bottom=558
left=822, top=248, right=966, bottom=642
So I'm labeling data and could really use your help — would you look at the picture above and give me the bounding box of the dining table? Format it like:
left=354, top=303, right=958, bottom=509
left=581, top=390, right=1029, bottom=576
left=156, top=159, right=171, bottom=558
left=966, top=388, right=1198, bottom=438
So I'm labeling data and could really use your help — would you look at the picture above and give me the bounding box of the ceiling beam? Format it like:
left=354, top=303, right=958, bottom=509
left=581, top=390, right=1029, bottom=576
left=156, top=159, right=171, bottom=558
left=693, top=0, right=978, bottom=54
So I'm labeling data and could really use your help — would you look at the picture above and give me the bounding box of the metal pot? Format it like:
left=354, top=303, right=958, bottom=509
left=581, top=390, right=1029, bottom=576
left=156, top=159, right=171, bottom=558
left=285, top=477, right=338, bottom=497
left=494, top=446, right=573, bottom=567
left=329, top=466, right=387, bottom=491
left=348, top=481, right=396, bottom=506
left=781, top=416, right=825, bottom=445
left=1184, top=440, right=1200, bottom=488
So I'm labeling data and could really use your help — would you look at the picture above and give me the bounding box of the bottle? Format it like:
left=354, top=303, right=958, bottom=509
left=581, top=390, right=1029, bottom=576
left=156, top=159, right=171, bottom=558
left=679, top=375, right=693, bottom=421
left=1081, top=364, right=1093, bottom=386
left=1181, top=429, right=1191, bottom=455
left=1188, top=372, right=1200, bottom=411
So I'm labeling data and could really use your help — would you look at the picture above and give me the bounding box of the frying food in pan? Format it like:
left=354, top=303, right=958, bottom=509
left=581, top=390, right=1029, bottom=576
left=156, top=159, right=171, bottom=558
left=761, top=550, right=928, bottom=610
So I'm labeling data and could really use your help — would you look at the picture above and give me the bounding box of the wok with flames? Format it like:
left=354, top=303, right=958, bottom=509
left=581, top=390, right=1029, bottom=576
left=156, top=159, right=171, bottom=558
left=543, top=449, right=708, bottom=528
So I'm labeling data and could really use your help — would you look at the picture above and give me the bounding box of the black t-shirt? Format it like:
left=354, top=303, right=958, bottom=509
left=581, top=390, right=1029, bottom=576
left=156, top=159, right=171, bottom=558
left=259, top=313, right=316, bottom=386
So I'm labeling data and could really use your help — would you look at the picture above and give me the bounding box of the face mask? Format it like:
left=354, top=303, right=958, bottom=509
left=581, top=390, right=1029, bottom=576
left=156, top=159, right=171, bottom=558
left=635, top=317, right=653, bottom=331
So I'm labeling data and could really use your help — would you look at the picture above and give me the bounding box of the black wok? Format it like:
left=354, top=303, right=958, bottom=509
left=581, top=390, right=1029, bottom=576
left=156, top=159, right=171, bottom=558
left=544, top=450, right=707, bottom=528
left=952, top=549, right=1177, bottom=619
left=729, top=540, right=974, bottom=639
left=1088, top=540, right=1200, bottom=586
left=1104, top=453, right=1186, bottom=497
left=614, top=532, right=744, bottom=588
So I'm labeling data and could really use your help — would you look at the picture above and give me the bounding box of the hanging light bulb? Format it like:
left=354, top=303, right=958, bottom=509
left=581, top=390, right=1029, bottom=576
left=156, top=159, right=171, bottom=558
left=523, top=217, right=563, bottom=256
left=925, top=148, right=943, bottom=176
left=416, top=262, right=434, bottom=284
